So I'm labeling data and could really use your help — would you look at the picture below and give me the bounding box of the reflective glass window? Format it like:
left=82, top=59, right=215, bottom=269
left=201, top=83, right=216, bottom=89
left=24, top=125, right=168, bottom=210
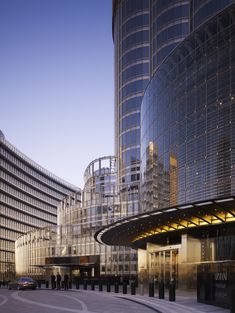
left=121, top=129, right=140, bottom=149
left=121, top=96, right=142, bottom=115
left=122, top=30, right=149, bottom=53
left=121, top=113, right=140, bottom=132
left=122, top=0, right=149, bottom=20
left=123, top=148, right=140, bottom=167
left=155, top=42, right=178, bottom=66
left=122, top=63, right=149, bottom=83
left=122, top=79, right=149, bottom=100
left=122, top=46, right=149, bottom=67
left=193, top=0, right=231, bottom=28
left=122, top=14, right=149, bottom=36
left=156, top=23, right=189, bottom=47
left=155, top=4, right=190, bottom=29
left=155, top=0, right=182, bottom=13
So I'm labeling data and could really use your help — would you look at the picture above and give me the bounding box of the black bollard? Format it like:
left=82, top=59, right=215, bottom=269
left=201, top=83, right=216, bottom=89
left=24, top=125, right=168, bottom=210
left=123, top=282, right=127, bottom=294
left=159, top=280, right=164, bottom=299
left=115, top=282, right=119, bottom=293
left=45, top=281, right=49, bottom=289
left=131, top=282, right=136, bottom=295
left=83, top=281, right=87, bottom=290
left=91, top=281, right=95, bottom=290
left=69, top=281, right=72, bottom=289
left=149, top=282, right=154, bottom=297
left=99, top=281, right=103, bottom=291
left=106, top=282, right=111, bottom=292
left=37, top=281, right=41, bottom=288
left=76, top=280, right=79, bottom=289
left=231, top=289, right=235, bottom=313
left=169, top=280, right=175, bottom=301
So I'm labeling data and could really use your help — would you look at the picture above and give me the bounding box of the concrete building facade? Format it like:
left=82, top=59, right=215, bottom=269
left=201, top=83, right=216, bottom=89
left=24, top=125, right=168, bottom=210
left=0, top=131, right=79, bottom=281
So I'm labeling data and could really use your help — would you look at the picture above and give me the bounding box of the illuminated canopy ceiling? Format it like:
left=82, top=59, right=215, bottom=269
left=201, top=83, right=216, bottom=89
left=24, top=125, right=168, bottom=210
left=95, top=197, right=235, bottom=249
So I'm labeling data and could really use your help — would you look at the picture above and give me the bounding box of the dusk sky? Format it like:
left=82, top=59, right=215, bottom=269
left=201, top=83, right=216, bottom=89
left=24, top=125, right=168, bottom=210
left=0, top=0, right=114, bottom=188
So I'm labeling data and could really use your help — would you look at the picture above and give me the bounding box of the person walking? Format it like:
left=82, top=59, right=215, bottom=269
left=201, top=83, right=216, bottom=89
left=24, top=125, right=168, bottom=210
left=64, top=273, right=69, bottom=291
left=51, top=273, right=56, bottom=289
left=56, top=272, right=61, bottom=290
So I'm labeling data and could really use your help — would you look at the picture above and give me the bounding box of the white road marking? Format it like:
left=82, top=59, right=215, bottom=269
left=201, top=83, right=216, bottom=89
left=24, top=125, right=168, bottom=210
left=46, top=292, right=89, bottom=311
left=11, top=291, right=96, bottom=313
left=0, top=294, right=8, bottom=306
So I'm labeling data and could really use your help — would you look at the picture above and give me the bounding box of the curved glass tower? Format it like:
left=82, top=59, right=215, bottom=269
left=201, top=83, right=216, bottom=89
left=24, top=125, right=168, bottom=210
left=113, top=0, right=191, bottom=215
left=191, top=0, right=234, bottom=29
left=16, top=156, right=137, bottom=280
left=113, top=0, right=150, bottom=215
left=141, top=3, right=235, bottom=211
left=151, top=0, right=190, bottom=74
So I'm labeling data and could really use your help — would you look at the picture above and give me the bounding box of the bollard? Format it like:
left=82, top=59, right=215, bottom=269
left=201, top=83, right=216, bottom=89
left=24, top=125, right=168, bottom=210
left=115, top=282, right=119, bottom=293
left=231, top=288, right=235, bottom=313
left=159, top=280, right=164, bottom=299
left=123, top=282, right=127, bottom=294
left=45, top=281, right=49, bottom=288
left=149, top=282, right=154, bottom=297
left=69, top=281, right=72, bottom=289
left=76, top=280, right=79, bottom=289
left=91, top=281, right=95, bottom=290
left=83, top=281, right=87, bottom=290
left=106, top=282, right=111, bottom=292
left=99, top=281, right=103, bottom=291
left=169, top=280, right=175, bottom=302
left=139, top=284, right=144, bottom=296
left=131, top=282, right=136, bottom=295
left=37, top=281, right=41, bottom=288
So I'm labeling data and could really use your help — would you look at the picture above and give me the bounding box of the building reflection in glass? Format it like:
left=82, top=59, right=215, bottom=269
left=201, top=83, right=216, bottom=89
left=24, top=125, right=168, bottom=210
left=141, top=4, right=235, bottom=211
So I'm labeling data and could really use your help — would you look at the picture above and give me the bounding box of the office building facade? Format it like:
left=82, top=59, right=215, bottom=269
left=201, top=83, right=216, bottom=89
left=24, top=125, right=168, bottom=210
left=96, top=1, right=235, bottom=308
left=113, top=0, right=234, bottom=210
left=0, top=131, right=79, bottom=281
left=113, top=0, right=191, bottom=209
left=141, top=2, right=235, bottom=211
left=15, top=156, right=137, bottom=280
left=113, top=0, right=150, bottom=214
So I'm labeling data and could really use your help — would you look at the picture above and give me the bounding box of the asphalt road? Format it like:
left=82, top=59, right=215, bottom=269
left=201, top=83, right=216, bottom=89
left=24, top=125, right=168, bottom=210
left=0, top=288, right=158, bottom=313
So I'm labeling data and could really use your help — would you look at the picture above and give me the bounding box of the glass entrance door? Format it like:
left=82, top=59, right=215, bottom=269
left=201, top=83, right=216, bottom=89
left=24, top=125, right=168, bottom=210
left=149, top=246, right=179, bottom=287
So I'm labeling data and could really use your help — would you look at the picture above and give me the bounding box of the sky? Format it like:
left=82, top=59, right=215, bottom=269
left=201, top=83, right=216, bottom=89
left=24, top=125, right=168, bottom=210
left=0, top=0, right=114, bottom=189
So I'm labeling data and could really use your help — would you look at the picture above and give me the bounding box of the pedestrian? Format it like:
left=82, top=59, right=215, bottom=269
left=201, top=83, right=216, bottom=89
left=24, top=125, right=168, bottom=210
left=64, top=273, right=69, bottom=291
left=56, top=272, right=61, bottom=290
left=51, top=273, right=56, bottom=289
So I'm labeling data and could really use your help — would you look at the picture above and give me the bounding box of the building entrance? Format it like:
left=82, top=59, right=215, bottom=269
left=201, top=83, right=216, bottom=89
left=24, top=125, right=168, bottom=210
left=149, top=244, right=180, bottom=286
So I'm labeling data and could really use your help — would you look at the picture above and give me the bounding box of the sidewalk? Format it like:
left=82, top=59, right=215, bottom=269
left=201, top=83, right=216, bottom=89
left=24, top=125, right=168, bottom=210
left=75, top=286, right=230, bottom=313
left=114, top=289, right=230, bottom=313
left=34, top=283, right=230, bottom=313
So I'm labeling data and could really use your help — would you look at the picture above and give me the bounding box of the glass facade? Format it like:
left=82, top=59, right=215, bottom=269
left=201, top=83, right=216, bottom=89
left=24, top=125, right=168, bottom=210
left=9, top=0, right=235, bottom=293
left=97, top=2, right=235, bottom=297
left=113, top=0, right=191, bottom=214
left=113, top=1, right=235, bottom=205
left=141, top=5, right=235, bottom=211
left=15, top=156, right=137, bottom=280
left=151, top=0, right=191, bottom=74
left=191, top=0, right=235, bottom=29
left=113, top=0, right=150, bottom=206
left=0, top=133, right=79, bottom=281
